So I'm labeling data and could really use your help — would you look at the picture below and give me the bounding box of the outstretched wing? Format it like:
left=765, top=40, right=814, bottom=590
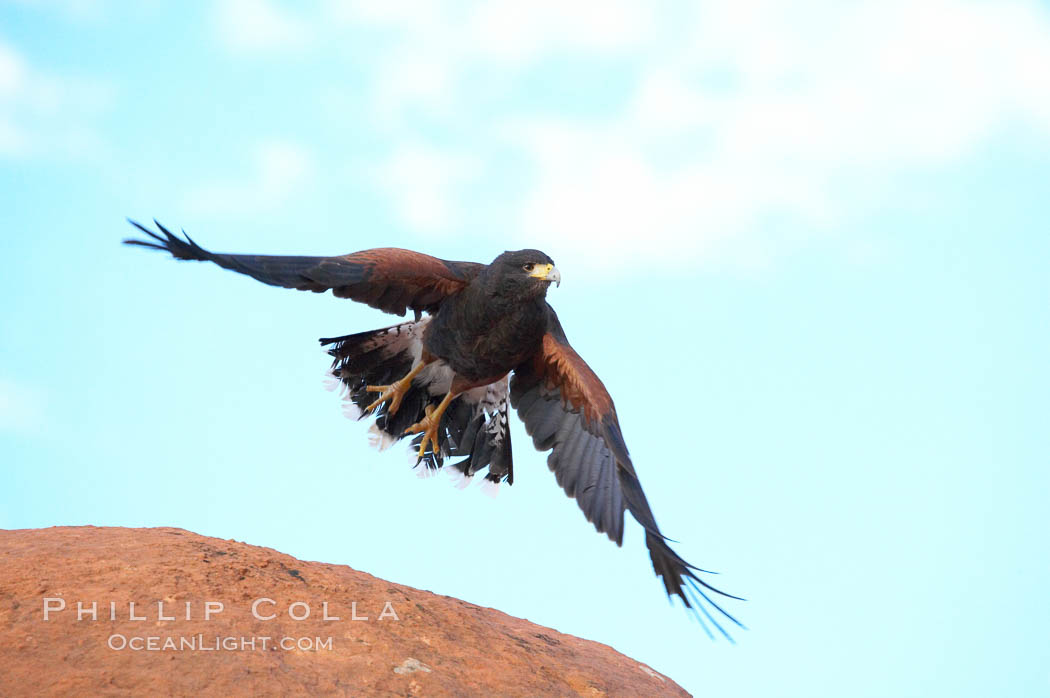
left=510, top=305, right=744, bottom=639
left=124, top=220, right=484, bottom=317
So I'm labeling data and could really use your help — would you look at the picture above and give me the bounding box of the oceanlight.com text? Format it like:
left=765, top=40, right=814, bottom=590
left=106, top=634, right=334, bottom=652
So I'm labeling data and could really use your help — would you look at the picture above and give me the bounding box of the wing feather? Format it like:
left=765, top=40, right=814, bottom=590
left=511, top=304, right=744, bottom=637
left=124, top=220, right=483, bottom=316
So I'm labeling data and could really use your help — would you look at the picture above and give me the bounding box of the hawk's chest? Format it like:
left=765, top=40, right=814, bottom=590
left=424, top=295, right=546, bottom=379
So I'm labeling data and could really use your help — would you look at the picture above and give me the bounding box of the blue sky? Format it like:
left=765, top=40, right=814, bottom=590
left=2, top=1, right=1049, bottom=695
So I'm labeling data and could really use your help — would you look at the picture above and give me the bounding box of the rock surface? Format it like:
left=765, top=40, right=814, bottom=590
left=0, top=526, right=687, bottom=696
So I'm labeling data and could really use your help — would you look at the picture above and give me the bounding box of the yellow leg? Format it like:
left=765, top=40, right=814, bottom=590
left=405, top=391, right=458, bottom=460
left=364, top=361, right=426, bottom=415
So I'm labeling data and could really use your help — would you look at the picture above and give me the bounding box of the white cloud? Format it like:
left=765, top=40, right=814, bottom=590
left=337, top=0, right=1050, bottom=270
left=213, top=0, right=310, bottom=53
left=0, top=378, right=46, bottom=435
left=216, top=1, right=1050, bottom=269
left=0, top=42, right=27, bottom=154
left=371, top=53, right=456, bottom=125
left=0, top=38, right=114, bottom=159
left=672, top=0, right=1050, bottom=168
left=337, top=0, right=655, bottom=65
left=507, top=120, right=789, bottom=272
left=376, top=144, right=482, bottom=234
left=184, top=140, right=315, bottom=216
left=7, top=0, right=108, bottom=22
left=464, top=0, right=655, bottom=66
left=0, top=41, right=25, bottom=96
left=338, top=0, right=657, bottom=124
left=324, top=0, right=445, bottom=29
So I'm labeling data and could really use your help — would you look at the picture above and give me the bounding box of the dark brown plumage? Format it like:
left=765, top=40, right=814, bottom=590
left=124, top=219, right=744, bottom=638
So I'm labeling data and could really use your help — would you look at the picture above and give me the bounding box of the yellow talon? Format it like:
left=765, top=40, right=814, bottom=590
left=364, top=384, right=403, bottom=414
left=405, top=392, right=457, bottom=460
left=364, top=362, right=426, bottom=415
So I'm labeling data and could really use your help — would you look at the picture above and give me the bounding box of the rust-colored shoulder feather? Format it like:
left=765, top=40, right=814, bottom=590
left=531, top=331, right=616, bottom=425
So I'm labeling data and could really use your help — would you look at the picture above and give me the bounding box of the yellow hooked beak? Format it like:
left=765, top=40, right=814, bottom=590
left=529, top=263, right=561, bottom=287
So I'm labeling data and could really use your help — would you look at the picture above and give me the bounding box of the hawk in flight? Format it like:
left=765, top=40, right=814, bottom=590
left=124, top=220, right=743, bottom=638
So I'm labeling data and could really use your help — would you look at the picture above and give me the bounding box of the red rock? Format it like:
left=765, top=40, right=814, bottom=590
left=0, top=526, right=688, bottom=696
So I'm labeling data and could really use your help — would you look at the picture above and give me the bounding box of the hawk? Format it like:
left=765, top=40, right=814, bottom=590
left=124, top=220, right=743, bottom=638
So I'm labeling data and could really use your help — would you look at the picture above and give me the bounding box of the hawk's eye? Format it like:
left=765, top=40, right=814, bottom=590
left=523, top=263, right=535, bottom=273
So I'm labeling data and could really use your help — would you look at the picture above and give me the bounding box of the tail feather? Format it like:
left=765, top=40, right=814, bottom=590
left=321, top=320, right=513, bottom=483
